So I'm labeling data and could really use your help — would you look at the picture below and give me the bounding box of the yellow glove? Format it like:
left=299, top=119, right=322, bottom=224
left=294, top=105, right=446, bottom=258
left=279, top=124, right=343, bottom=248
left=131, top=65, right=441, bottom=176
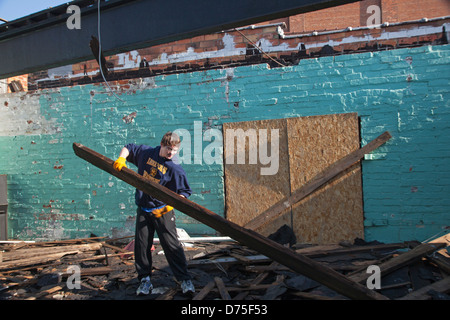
left=113, top=157, right=127, bottom=171
left=152, top=205, right=174, bottom=218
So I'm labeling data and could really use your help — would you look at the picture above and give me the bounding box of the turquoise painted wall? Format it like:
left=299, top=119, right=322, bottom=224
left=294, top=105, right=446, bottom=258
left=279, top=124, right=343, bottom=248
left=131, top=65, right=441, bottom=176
left=0, top=44, right=449, bottom=242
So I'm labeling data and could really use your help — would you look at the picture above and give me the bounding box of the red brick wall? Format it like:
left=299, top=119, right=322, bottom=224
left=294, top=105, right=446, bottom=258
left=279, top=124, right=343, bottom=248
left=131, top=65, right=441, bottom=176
left=382, top=0, right=450, bottom=22
left=287, top=0, right=450, bottom=33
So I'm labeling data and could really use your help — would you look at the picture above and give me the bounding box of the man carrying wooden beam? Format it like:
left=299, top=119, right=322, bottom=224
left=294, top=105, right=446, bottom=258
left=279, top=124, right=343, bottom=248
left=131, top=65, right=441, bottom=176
left=74, top=130, right=392, bottom=300
left=113, top=132, right=195, bottom=296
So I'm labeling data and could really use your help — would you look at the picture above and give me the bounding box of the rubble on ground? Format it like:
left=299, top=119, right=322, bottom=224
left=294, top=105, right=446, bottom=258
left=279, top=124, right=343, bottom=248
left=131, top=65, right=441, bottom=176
left=0, top=230, right=449, bottom=300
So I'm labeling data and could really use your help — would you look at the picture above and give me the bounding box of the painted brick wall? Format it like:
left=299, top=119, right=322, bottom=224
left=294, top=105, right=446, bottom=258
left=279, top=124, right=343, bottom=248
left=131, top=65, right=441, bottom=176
left=1, top=44, right=449, bottom=243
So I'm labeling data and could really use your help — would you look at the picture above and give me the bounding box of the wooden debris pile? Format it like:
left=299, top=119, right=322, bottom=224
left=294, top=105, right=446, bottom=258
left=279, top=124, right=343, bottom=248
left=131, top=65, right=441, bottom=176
left=71, top=133, right=396, bottom=301
left=0, top=237, right=137, bottom=300
left=186, top=234, right=450, bottom=300
left=1, top=233, right=448, bottom=300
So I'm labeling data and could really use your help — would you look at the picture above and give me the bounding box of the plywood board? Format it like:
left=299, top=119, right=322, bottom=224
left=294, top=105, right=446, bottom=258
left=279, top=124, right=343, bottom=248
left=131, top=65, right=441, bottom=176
left=223, top=119, right=291, bottom=236
left=288, top=113, right=363, bottom=244
left=223, top=113, right=364, bottom=244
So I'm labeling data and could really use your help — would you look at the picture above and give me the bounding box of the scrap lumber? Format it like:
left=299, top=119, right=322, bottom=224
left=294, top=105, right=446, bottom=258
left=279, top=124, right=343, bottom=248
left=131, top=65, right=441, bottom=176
left=24, top=284, right=64, bottom=300
left=245, top=131, right=392, bottom=230
left=424, top=233, right=450, bottom=274
left=189, top=254, right=269, bottom=268
left=73, top=141, right=390, bottom=300
left=233, top=263, right=274, bottom=300
left=0, top=242, right=103, bottom=270
left=427, top=252, right=450, bottom=275
left=214, top=276, right=231, bottom=300
left=2, top=243, right=103, bottom=262
left=193, top=280, right=216, bottom=300
left=398, top=276, right=450, bottom=300
left=428, top=232, right=450, bottom=258
left=60, top=266, right=114, bottom=278
left=0, top=252, right=75, bottom=270
left=155, top=287, right=178, bottom=300
left=349, top=242, right=447, bottom=284
left=261, top=275, right=286, bottom=300
left=295, top=242, right=407, bottom=258
left=190, top=242, right=406, bottom=268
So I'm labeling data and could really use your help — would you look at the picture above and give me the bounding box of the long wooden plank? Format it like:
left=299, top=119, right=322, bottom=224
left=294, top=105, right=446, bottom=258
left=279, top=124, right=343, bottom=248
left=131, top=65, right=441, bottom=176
left=349, top=242, right=447, bottom=284
left=398, top=276, right=450, bottom=300
left=24, top=284, right=64, bottom=300
left=244, top=131, right=392, bottom=230
left=0, top=251, right=78, bottom=270
left=214, top=277, right=232, bottom=300
left=233, top=262, right=274, bottom=300
left=73, top=142, right=388, bottom=300
left=192, top=280, right=216, bottom=300
left=0, top=243, right=103, bottom=270
left=2, top=243, right=103, bottom=262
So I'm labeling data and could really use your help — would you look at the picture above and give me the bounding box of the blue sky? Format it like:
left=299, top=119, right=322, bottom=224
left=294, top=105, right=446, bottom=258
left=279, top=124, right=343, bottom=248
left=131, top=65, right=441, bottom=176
left=0, top=0, right=71, bottom=22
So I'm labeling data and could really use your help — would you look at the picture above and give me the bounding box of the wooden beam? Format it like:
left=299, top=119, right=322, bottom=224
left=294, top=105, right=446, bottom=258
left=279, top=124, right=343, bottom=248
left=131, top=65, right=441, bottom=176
left=73, top=142, right=388, bottom=300
left=233, top=262, right=274, bottom=300
left=398, top=276, right=450, bottom=300
left=155, top=287, right=178, bottom=300
left=349, top=242, right=447, bottom=284
left=214, top=277, right=232, bottom=300
left=24, top=284, right=64, bottom=300
left=2, top=243, right=103, bottom=262
left=245, top=131, right=392, bottom=230
left=0, top=243, right=103, bottom=270
left=193, top=280, right=216, bottom=300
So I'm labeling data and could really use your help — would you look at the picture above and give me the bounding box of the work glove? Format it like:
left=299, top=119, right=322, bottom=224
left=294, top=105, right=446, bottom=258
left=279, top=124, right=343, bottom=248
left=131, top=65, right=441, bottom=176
left=113, top=157, right=127, bottom=171
left=151, top=205, right=174, bottom=218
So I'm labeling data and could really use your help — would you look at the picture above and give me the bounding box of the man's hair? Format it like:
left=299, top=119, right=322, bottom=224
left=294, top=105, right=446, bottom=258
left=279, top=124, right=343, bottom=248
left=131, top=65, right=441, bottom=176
left=161, top=131, right=181, bottom=147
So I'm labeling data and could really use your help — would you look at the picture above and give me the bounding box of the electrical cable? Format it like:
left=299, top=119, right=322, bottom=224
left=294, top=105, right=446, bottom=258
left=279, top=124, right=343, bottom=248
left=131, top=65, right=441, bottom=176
left=97, top=0, right=124, bottom=102
left=234, top=28, right=287, bottom=68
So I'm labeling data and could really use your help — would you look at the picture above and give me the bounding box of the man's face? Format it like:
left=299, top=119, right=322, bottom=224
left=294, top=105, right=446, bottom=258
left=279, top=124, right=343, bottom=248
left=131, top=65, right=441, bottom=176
left=160, top=144, right=179, bottom=160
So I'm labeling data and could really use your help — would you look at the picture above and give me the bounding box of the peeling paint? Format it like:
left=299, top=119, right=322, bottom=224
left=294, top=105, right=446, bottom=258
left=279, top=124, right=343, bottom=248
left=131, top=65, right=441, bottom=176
left=38, top=213, right=85, bottom=221
left=220, top=68, right=235, bottom=104
left=150, top=33, right=244, bottom=66
left=0, top=92, right=60, bottom=136
left=117, top=50, right=141, bottom=69
left=122, top=111, right=137, bottom=124
left=259, top=37, right=302, bottom=53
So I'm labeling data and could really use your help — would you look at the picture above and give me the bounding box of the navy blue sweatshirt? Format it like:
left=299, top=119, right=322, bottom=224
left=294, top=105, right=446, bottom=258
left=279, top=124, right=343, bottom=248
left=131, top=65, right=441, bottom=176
left=124, top=143, right=192, bottom=209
